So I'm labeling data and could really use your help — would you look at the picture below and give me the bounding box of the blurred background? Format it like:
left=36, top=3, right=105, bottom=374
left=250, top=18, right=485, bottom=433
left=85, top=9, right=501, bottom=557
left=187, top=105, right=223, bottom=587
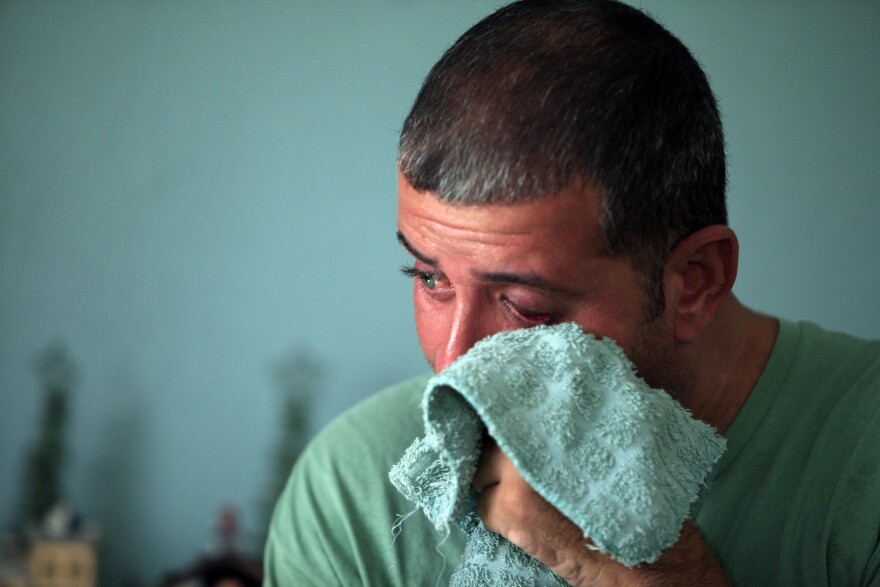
left=1, top=1, right=878, bottom=585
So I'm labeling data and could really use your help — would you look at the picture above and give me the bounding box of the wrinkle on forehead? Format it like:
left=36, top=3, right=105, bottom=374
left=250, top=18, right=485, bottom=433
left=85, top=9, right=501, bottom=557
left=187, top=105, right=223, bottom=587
left=397, top=181, right=603, bottom=248
left=395, top=179, right=620, bottom=299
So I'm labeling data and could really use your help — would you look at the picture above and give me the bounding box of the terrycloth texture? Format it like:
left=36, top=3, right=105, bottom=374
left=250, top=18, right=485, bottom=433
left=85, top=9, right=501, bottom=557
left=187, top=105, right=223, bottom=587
left=389, top=323, right=726, bottom=584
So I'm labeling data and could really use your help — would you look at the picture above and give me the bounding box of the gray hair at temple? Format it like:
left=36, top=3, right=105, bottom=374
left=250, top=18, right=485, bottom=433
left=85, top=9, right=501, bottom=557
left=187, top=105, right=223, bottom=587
left=397, top=0, right=727, bottom=317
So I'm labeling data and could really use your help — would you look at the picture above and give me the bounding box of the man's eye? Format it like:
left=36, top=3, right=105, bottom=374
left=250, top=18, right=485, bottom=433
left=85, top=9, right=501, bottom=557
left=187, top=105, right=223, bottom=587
left=502, top=296, right=555, bottom=325
left=400, top=265, right=440, bottom=290
left=419, top=273, right=438, bottom=290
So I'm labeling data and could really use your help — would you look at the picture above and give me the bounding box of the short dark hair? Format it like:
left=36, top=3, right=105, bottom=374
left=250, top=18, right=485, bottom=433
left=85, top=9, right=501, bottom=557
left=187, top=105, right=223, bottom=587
left=398, top=0, right=727, bottom=317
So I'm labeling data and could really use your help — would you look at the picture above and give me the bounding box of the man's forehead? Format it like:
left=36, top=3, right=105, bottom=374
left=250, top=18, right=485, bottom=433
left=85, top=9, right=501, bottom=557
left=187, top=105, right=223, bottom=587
left=396, top=173, right=603, bottom=236
left=395, top=179, right=611, bottom=278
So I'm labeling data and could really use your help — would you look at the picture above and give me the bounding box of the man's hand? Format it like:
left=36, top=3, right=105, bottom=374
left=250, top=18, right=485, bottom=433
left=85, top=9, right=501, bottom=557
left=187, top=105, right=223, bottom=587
left=473, top=437, right=731, bottom=587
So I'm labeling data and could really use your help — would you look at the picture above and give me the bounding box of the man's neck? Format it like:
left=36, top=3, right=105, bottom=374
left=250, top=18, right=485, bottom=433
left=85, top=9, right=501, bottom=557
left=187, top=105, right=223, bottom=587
left=683, top=296, right=779, bottom=434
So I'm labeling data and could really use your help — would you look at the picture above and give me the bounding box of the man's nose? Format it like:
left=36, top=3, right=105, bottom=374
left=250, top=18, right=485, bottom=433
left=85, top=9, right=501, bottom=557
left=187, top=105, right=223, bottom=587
left=434, top=300, right=493, bottom=373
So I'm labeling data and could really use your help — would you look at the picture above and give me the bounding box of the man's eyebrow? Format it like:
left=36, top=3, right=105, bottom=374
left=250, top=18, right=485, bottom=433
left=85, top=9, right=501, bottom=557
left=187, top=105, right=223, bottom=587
left=473, top=271, right=575, bottom=295
left=396, top=230, right=437, bottom=266
left=396, top=230, right=575, bottom=295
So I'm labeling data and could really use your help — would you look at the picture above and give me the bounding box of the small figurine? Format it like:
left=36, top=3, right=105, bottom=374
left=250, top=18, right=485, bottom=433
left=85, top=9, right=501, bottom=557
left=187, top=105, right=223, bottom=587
left=213, top=505, right=239, bottom=555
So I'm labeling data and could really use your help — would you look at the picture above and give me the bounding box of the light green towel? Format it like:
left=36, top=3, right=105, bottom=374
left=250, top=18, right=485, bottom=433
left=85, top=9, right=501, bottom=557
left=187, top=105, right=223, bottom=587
left=389, top=323, right=726, bottom=585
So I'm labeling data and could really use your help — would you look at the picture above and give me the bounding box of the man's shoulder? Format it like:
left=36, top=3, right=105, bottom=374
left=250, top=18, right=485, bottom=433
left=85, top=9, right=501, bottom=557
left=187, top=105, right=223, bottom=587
left=771, top=320, right=880, bottom=425
left=265, top=373, right=449, bottom=586
left=303, top=373, right=432, bottom=467
left=797, top=319, right=880, bottom=352
left=791, top=320, right=880, bottom=386
left=342, top=372, right=431, bottom=423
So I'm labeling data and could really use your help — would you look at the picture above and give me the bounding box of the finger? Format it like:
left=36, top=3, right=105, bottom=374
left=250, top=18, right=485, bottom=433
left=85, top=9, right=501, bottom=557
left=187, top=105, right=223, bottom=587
left=477, top=470, right=545, bottom=535
left=475, top=482, right=498, bottom=524
left=472, top=434, right=504, bottom=493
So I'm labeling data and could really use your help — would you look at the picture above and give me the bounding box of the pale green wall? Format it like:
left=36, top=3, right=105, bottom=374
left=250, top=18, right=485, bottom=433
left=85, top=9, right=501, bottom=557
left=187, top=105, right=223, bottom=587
left=1, top=1, right=877, bottom=584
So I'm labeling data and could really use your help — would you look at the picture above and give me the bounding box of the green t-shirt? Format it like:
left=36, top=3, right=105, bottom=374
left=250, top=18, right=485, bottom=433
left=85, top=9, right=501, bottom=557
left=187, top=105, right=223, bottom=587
left=264, top=320, right=880, bottom=586
left=696, top=321, right=880, bottom=585
left=263, top=373, right=465, bottom=586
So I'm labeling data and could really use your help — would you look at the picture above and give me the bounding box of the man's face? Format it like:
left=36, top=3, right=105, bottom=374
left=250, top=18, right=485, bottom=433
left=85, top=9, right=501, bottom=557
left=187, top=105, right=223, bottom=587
left=396, top=174, right=681, bottom=392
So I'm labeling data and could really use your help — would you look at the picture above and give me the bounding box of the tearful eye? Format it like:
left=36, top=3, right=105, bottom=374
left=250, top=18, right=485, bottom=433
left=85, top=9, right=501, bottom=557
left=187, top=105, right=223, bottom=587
left=400, top=264, right=442, bottom=291
left=502, top=296, right=555, bottom=325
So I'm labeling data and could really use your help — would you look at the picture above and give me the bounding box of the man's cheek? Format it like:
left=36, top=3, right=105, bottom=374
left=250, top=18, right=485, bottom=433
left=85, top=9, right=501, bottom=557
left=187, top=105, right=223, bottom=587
left=413, top=304, right=439, bottom=370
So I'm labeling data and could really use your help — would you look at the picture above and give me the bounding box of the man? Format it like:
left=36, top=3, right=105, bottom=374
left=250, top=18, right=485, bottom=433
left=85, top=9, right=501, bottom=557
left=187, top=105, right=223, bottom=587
left=265, top=1, right=880, bottom=585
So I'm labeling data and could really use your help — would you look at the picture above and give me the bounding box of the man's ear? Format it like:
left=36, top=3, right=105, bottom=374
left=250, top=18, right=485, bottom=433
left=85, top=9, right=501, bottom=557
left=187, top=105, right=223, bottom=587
left=664, top=225, right=738, bottom=343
